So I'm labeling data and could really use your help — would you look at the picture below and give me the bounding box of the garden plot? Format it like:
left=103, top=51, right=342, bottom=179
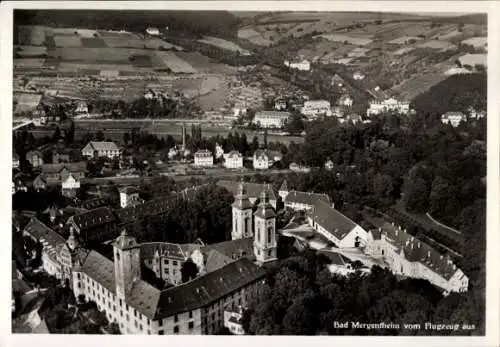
left=155, top=52, right=197, bottom=73
left=315, top=34, right=373, bottom=46
left=56, top=47, right=150, bottom=62
left=389, top=36, right=424, bottom=45
left=14, top=92, right=42, bottom=113
left=52, top=28, right=98, bottom=38
left=16, top=46, right=48, bottom=57
left=238, top=27, right=273, bottom=46
left=417, top=40, right=457, bottom=50
left=14, top=58, right=47, bottom=69
left=80, top=37, right=108, bottom=48
left=17, top=26, right=46, bottom=46
left=54, top=35, right=83, bottom=47
left=198, top=36, right=251, bottom=54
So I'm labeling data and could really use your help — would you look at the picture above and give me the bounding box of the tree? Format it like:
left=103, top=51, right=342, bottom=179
left=52, top=126, right=61, bottom=142
left=95, top=131, right=105, bottom=141
left=403, top=178, right=429, bottom=213
left=181, top=259, right=199, bottom=283
left=123, top=132, right=130, bottom=146
left=66, top=121, right=75, bottom=143
left=285, top=114, right=304, bottom=135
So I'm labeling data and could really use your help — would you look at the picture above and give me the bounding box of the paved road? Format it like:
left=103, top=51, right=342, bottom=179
left=83, top=169, right=294, bottom=185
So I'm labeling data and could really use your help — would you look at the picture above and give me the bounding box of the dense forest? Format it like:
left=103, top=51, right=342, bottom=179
left=14, top=10, right=240, bottom=39
left=412, top=73, right=487, bottom=116
left=242, top=250, right=485, bottom=335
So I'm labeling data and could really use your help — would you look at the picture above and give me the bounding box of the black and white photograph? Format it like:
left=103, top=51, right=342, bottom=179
left=3, top=1, right=499, bottom=346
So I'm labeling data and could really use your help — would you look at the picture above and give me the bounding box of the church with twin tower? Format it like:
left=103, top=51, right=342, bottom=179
left=231, top=180, right=277, bottom=265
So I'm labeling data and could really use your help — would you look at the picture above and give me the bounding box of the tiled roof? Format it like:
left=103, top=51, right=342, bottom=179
left=119, top=186, right=138, bottom=194
left=154, top=258, right=265, bottom=319
left=217, top=180, right=276, bottom=202
left=41, top=162, right=87, bottom=174
left=79, top=198, right=107, bottom=210
left=81, top=250, right=116, bottom=293
left=311, top=200, right=357, bottom=240
left=69, top=207, right=116, bottom=232
left=253, top=149, right=269, bottom=159
left=195, top=149, right=212, bottom=157
left=23, top=218, right=66, bottom=260
left=279, top=180, right=288, bottom=192
left=380, top=223, right=459, bottom=280
left=85, top=141, right=119, bottom=152
left=255, top=111, right=290, bottom=119
left=140, top=242, right=188, bottom=260
left=285, top=190, right=330, bottom=207
left=201, top=237, right=255, bottom=262
left=204, top=250, right=235, bottom=273
left=226, top=150, right=242, bottom=158
left=254, top=192, right=277, bottom=220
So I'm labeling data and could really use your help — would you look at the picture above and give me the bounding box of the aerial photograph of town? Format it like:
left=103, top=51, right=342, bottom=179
left=10, top=6, right=489, bottom=339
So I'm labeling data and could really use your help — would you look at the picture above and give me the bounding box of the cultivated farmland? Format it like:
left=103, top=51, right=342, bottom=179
left=155, top=52, right=198, bottom=73
left=315, top=34, right=373, bottom=46
left=16, top=26, right=46, bottom=46
left=197, top=36, right=251, bottom=54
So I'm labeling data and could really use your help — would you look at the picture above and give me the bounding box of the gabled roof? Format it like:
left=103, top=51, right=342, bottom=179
left=226, top=150, right=242, bottom=159
left=195, top=149, right=212, bottom=157
left=204, top=249, right=235, bottom=273
left=41, top=162, right=87, bottom=174
left=83, top=141, right=119, bottom=152
left=79, top=198, right=107, bottom=210
left=80, top=250, right=116, bottom=293
left=119, top=186, right=139, bottom=194
left=140, top=242, right=188, bottom=260
left=23, top=217, right=66, bottom=251
left=311, top=200, right=358, bottom=240
left=285, top=190, right=330, bottom=207
left=69, top=207, right=116, bottom=232
left=253, top=149, right=269, bottom=159
left=201, top=237, right=254, bottom=262
left=279, top=180, right=288, bottom=192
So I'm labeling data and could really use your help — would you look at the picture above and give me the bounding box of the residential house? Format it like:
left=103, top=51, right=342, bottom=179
left=32, top=175, right=47, bottom=192
left=194, top=150, right=214, bottom=168
left=82, top=141, right=120, bottom=159
left=254, top=111, right=290, bottom=129
left=13, top=153, right=20, bottom=170
left=252, top=150, right=270, bottom=170
left=353, top=72, right=365, bottom=80
left=337, top=95, right=353, bottom=107
left=119, top=186, right=144, bottom=208
left=301, top=100, right=332, bottom=119
left=224, top=151, right=243, bottom=169
left=146, top=27, right=160, bottom=36
left=441, top=111, right=466, bottom=127
left=365, top=222, right=469, bottom=295
left=61, top=174, right=80, bottom=198
left=325, top=160, right=334, bottom=171
left=40, top=162, right=87, bottom=185
left=75, top=101, right=89, bottom=115
left=309, top=200, right=368, bottom=248
left=331, top=74, right=346, bottom=88
left=26, top=150, right=44, bottom=168
left=284, top=59, right=311, bottom=71
left=367, top=98, right=411, bottom=116
left=274, top=100, right=287, bottom=111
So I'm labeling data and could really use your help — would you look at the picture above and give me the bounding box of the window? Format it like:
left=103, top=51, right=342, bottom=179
left=268, top=250, right=272, bottom=257
left=78, top=283, right=81, bottom=289
left=212, top=313, right=215, bottom=320
left=189, top=311, right=193, bottom=319
left=174, top=315, right=178, bottom=323
left=188, top=322, right=194, bottom=330
left=173, top=326, right=179, bottom=334
left=173, top=261, right=178, bottom=266
left=120, top=310, right=123, bottom=317
left=165, top=259, right=169, bottom=265
left=77, top=273, right=81, bottom=279
left=159, top=330, right=164, bottom=335
left=119, top=299, right=122, bottom=307
left=140, top=324, right=143, bottom=331
left=134, top=321, right=138, bottom=328
left=159, top=319, right=163, bottom=327
left=126, top=314, right=129, bottom=322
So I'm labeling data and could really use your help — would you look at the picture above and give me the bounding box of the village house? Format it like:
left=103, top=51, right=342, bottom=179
left=301, top=100, right=332, bottom=119
left=284, top=59, right=311, bottom=71
left=61, top=174, right=80, bottom=198
left=26, top=150, right=44, bottom=168
left=324, top=160, right=334, bottom=171
left=224, top=151, right=244, bottom=169
left=337, top=95, right=353, bottom=107
left=13, top=153, right=20, bottom=170
left=367, top=98, right=411, bottom=116
left=274, top=100, right=287, bottom=111
left=119, top=186, right=144, bottom=208
left=194, top=150, right=214, bottom=168
left=353, top=72, right=365, bottom=80
left=75, top=101, right=89, bottom=115
left=441, top=111, right=466, bottom=127
left=32, top=175, right=47, bottom=192
left=223, top=307, right=245, bottom=335
left=82, top=141, right=121, bottom=159
left=365, top=222, right=469, bottom=295
left=146, top=27, right=160, bottom=36
left=331, top=74, right=346, bottom=88
left=40, top=162, right=87, bottom=184
left=253, top=111, right=290, bottom=129
left=308, top=199, right=368, bottom=248
left=252, top=149, right=270, bottom=170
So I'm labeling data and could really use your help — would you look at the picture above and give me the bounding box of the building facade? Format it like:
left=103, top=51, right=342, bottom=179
left=82, top=141, right=121, bottom=159
left=224, top=151, right=243, bottom=169
left=253, top=187, right=278, bottom=265
left=194, top=150, right=214, bottom=168
left=254, top=111, right=290, bottom=129
left=367, top=98, right=411, bottom=116
left=284, top=59, right=311, bottom=71
left=441, top=112, right=466, bottom=127
left=253, top=150, right=269, bottom=170
left=301, top=100, right=332, bottom=118
left=231, top=181, right=254, bottom=241
left=365, top=223, right=469, bottom=295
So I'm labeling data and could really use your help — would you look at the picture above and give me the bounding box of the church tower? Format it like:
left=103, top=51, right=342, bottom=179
left=113, top=229, right=141, bottom=299
left=278, top=180, right=289, bottom=202
left=232, top=180, right=253, bottom=240
left=253, top=185, right=277, bottom=265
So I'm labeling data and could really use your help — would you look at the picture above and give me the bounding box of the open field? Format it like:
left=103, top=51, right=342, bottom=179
left=461, top=36, right=487, bottom=49
left=15, top=46, right=48, bottom=57
left=14, top=92, right=42, bottom=114
left=458, top=53, right=487, bottom=67
left=14, top=58, right=47, bottom=69
left=315, top=34, right=373, bottom=46
left=51, top=28, right=98, bottom=37
left=155, top=51, right=198, bottom=73
left=16, top=25, right=46, bottom=46
left=54, top=35, right=83, bottom=47
left=388, top=36, right=423, bottom=44
left=392, top=46, right=415, bottom=56
left=197, top=36, right=251, bottom=54
left=417, top=39, right=457, bottom=50
left=237, top=27, right=273, bottom=46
